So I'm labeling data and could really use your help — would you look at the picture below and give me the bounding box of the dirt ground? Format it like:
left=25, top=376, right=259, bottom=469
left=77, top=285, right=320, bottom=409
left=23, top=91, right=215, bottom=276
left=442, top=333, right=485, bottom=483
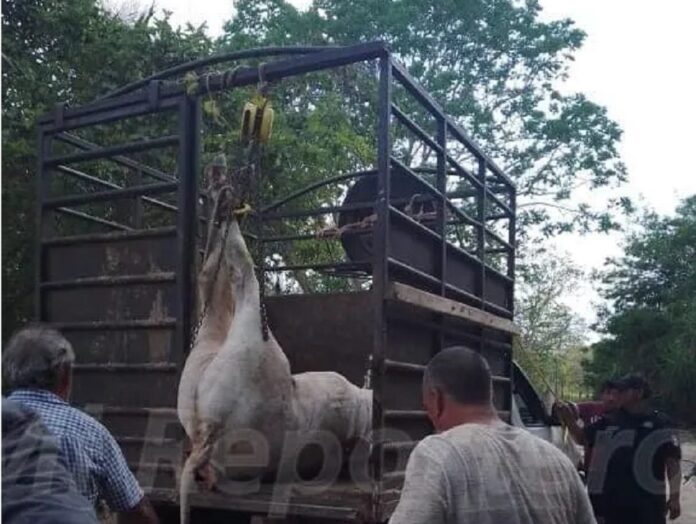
left=675, top=430, right=696, bottom=523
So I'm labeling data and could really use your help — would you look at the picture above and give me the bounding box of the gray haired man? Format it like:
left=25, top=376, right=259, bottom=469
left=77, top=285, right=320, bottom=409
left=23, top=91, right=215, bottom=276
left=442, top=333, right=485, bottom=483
left=389, top=346, right=596, bottom=524
left=3, top=324, right=159, bottom=524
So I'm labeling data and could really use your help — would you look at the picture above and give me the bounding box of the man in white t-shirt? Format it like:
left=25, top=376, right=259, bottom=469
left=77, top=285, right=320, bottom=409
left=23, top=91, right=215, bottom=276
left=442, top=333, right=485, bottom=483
left=389, top=346, right=596, bottom=524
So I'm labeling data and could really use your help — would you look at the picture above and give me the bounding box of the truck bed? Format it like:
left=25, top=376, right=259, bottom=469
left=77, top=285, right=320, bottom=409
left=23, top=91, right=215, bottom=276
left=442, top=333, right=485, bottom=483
left=148, top=479, right=395, bottom=522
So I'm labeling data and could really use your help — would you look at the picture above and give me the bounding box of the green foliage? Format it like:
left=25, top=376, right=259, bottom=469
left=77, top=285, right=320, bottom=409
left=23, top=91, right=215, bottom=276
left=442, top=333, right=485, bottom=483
left=3, top=0, right=629, bottom=336
left=585, top=196, right=696, bottom=422
left=514, top=249, right=590, bottom=400
left=221, top=0, right=629, bottom=238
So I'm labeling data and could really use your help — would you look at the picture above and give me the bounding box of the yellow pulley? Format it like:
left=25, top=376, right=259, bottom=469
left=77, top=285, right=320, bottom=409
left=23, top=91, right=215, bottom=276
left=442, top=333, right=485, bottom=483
left=241, top=94, right=273, bottom=144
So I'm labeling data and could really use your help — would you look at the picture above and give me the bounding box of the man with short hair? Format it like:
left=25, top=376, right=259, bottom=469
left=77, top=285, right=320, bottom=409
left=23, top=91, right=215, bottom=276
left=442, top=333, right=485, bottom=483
left=3, top=324, right=159, bottom=524
left=582, top=375, right=682, bottom=524
left=389, top=346, right=596, bottom=524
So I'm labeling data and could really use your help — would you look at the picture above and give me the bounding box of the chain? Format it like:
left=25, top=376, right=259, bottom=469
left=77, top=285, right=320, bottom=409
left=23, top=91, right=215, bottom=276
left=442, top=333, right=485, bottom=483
left=247, top=141, right=270, bottom=342
left=189, top=153, right=269, bottom=350
left=189, top=64, right=271, bottom=350
left=188, top=189, right=234, bottom=353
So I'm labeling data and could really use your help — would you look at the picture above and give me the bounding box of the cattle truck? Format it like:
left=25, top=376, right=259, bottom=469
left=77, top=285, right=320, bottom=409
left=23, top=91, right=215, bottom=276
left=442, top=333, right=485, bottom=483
left=33, top=42, right=557, bottom=523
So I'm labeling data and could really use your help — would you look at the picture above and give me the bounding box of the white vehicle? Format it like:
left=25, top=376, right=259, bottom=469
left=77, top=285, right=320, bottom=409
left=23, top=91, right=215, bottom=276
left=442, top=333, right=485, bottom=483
left=511, top=362, right=582, bottom=465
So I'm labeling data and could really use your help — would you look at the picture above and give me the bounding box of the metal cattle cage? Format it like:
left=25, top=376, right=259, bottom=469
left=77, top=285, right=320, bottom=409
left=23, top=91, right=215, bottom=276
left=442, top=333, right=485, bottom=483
left=34, top=41, right=518, bottom=522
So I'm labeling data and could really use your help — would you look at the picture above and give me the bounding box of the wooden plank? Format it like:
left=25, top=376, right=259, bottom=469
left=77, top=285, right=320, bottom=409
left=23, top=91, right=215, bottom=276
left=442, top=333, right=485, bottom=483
left=386, top=282, right=520, bottom=335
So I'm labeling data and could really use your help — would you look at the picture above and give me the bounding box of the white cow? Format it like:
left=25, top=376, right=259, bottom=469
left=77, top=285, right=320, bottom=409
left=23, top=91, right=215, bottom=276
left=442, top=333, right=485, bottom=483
left=177, top=171, right=371, bottom=524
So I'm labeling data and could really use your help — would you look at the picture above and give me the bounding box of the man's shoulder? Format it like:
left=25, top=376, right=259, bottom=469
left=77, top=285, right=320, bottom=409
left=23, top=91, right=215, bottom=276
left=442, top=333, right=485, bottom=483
left=29, top=399, right=112, bottom=444
left=510, top=424, right=579, bottom=470
left=442, top=421, right=563, bottom=458
left=64, top=406, right=112, bottom=439
left=412, top=433, right=455, bottom=458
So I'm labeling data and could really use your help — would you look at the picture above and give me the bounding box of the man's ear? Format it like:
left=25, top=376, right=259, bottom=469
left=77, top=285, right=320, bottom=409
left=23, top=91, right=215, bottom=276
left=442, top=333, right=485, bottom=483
left=57, top=366, right=72, bottom=400
left=434, top=388, right=446, bottom=419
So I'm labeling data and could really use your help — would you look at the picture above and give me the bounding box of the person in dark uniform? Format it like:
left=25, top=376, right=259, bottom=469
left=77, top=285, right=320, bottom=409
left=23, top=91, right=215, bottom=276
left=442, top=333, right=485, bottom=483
left=580, top=375, right=681, bottom=524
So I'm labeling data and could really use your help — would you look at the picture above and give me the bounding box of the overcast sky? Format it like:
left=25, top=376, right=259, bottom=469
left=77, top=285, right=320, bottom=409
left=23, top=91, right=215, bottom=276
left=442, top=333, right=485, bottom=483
left=149, top=0, right=696, bottom=330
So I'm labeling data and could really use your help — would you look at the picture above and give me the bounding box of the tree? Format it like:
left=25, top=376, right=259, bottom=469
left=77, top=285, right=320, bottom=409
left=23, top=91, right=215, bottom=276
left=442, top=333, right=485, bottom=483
left=221, top=0, right=630, bottom=238
left=514, top=249, right=589, bottom=399
left=585, top=196, right=696, bottom=422
left=3, top=0, right=630, bottom=335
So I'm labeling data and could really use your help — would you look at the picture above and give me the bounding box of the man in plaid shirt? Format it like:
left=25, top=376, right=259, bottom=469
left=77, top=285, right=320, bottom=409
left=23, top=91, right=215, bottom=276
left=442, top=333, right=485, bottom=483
left=3, top=325, right=159, bottom=524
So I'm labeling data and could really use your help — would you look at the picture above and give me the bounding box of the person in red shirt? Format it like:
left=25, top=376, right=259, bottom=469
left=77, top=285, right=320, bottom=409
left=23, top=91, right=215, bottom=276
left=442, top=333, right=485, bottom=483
left=555, top=378, right=622, bottom=520
left=554, top=378, right=622, bottom=472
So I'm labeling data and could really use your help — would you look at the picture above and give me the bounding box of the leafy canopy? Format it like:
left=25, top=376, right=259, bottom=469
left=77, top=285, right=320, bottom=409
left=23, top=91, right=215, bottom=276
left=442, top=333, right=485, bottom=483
left=3, top=0, right=629, bottom=335
left=586, top=196, right=696, bottom=422
left=222, top=0, right=629, bottom=237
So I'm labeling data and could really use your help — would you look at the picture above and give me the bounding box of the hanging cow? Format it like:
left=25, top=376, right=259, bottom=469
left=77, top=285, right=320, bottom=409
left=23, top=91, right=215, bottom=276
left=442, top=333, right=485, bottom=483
left=177, top=162, right=372, bottom=524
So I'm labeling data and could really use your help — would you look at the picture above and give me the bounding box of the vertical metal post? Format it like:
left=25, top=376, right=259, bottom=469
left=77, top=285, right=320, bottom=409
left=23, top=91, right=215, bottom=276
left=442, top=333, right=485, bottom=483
left=435, top=116, right=447, bottom=352
left=175, top=95, right=200, bottom=366
left=477, top=158, right=487, bottom=308
left=436, top=118, right=447, bottom=296
left=370, top=53, right=391, bottom=517
left=506, top=188, right=517, bottom=414
left=132, top=168, right=144, bottom=229
left=476, top=159, right=488, bottom=358
left=507, top=189, right=516, bottom=313
left=34, top=129, right=52, bottom=321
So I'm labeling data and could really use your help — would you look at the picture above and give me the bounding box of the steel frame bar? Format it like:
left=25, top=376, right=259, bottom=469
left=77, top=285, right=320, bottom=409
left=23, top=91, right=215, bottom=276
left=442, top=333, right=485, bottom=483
left=40, top=96, right=180, bottom=134
left=44, top=182, right=178, bottom=208
left=390, top=60, right=515, bottom=189
left=56, top=133, right=175, bottom=182
left=445, top=155, right=513, bottom=217
left=40, top=272, right=175, bottom=290
left=55, top=207, right=132, bottom=231
left=370, top=55, right=392, bottom=495
left=51, top=319, right=177, bottom=331
left=387, top=257, right=512, bottom=317
left=263, top=261, right=371, bottom=273
left=477, top=158, right=487, bottom=309
left=436, top=116, right=448, bottom=298
left=45, top=136, right=178, bottom=166
left=35, top=130, right=50, bottom=320
left=391, top=104, right=443, bottom=154
left=41, top=226, right=176, bottom=246
left=391, top=157, right=482, bottom=229
left=175, top=96, right=200, bottom=365
left=38, top=42, right=388, bottom=131
left=55, top=165, right=177, bottom=213
left=101, top=46, right=343, bottom=100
